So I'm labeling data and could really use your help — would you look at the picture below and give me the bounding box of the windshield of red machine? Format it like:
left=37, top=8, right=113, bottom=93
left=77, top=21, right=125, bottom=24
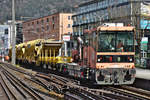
left=98, top=31, right=134, bottom=52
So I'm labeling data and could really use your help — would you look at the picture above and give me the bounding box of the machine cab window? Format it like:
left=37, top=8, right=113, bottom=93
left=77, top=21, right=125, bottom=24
left=98, top=31, right=134, bottom=52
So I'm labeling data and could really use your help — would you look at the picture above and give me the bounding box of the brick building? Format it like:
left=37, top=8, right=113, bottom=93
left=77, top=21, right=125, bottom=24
left=22, top=13, right=73, bottom=42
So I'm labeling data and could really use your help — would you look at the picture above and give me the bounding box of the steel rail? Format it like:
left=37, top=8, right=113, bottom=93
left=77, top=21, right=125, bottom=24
left=103, top=86, right=150, bottom=100
left=2, top=62, right=150, bottom=100
left=0, top=64, right=45, bottom=100
left=0, top=71, right=24, bottom=100
left=69, top=87, right=107, bottom=100
left=3, top=71, right=39, bottom=100
left=3, top=71, right=32, bottom=99
left=0, top=63, right=63, bottom=98
left=121, top=85, right=150, bottom=98
left=0, top=72, right=16, bottom=100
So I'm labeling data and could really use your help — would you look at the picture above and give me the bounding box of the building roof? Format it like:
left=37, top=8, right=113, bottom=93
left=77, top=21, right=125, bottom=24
left=77, top=0, right=150, bottom=8
left=23, top=12, right=73, bottom=23
left=78, top=0, right=95, bottom=7
left=78, top=0, right=102, bottom=7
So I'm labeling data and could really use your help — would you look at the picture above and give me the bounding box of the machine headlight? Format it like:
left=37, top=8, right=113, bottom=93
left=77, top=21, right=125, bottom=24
left=70, top=58, right=73, bottom=62
left=129, top=58, right=132, bottom=62
left=128, top=57, right=133, bottom=62
left=97, top=59, right=101, bottom=62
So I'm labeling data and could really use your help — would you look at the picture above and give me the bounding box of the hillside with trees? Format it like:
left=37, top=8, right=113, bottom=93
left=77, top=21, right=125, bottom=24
left=0, top=0, right=90, bottom=23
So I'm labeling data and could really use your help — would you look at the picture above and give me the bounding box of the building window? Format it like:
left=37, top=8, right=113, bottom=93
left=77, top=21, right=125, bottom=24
left=52, top=16, right=54, bottom=21
left=68, top=24, right=70, bottom=28
left=37, top=21, right=39, bottom=24
left=47, top=18, right=49, bottom=22
left=41, top=19, right=44, bottom=24
left=68, top=16, right=71, bottom=20
left=5, top=29, right=8, bottom=34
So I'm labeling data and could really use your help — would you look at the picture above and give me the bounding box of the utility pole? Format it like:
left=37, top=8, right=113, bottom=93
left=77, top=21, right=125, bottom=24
left=12, top=0, right=16, bottom=65
left=131, top=0, right=133, bottom=25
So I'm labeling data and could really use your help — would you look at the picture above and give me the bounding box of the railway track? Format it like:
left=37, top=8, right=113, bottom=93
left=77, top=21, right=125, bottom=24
left=0, top=63, right=59, bottom=100
left=107, top=86, right=150, bottom=100
left=34, top=72, right=139, bottom=100
left=6, top=63, right=107, bottom=99
left=88, top=86, right=150, bottom=100
left=36, top=72, right=109, bottom=100
left=0, top=82, right=9, bottom=100
left=0, top=70, right=12, bottom=100
left=1, top=62, right=150, bottom=100
left=121, top=85, right=150, bottom=98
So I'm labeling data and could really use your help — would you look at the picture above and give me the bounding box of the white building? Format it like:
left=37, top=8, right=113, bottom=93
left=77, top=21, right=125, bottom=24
left=0, top=25, right=10, bottom=57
